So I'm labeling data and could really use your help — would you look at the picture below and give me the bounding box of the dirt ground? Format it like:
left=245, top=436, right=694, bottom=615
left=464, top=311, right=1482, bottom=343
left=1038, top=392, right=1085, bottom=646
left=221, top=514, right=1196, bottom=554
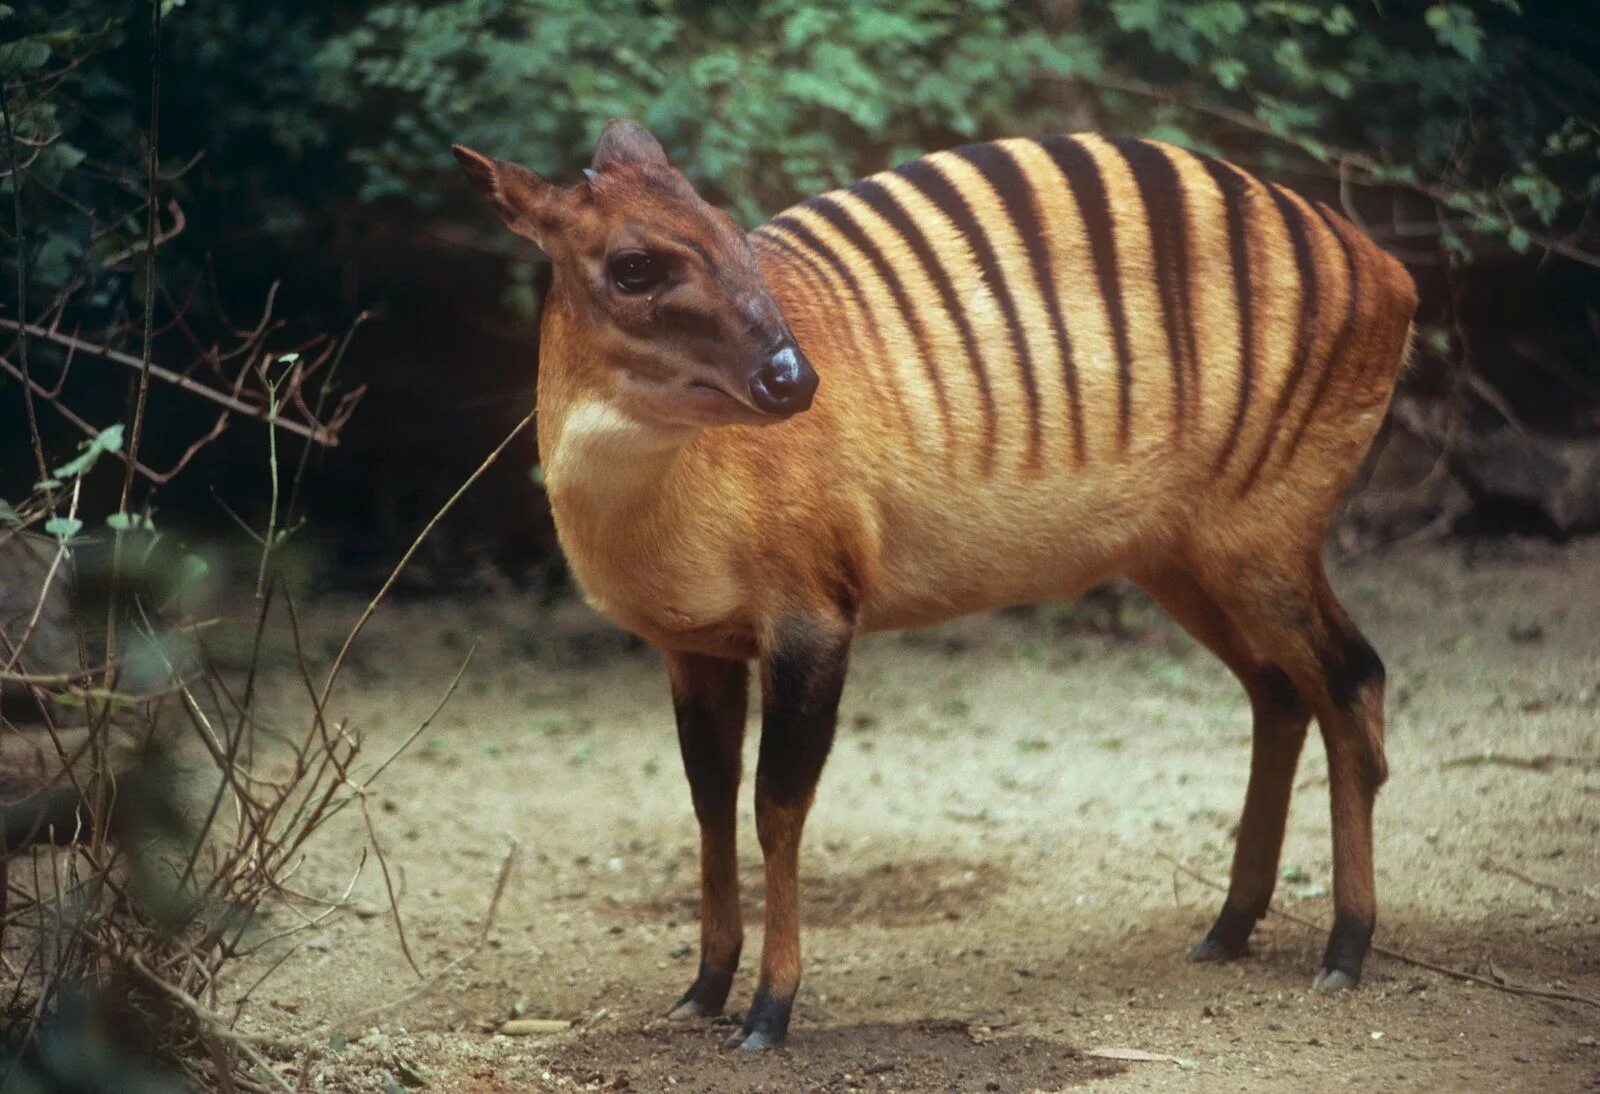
left=233, top=536, right=1600, bottom=1093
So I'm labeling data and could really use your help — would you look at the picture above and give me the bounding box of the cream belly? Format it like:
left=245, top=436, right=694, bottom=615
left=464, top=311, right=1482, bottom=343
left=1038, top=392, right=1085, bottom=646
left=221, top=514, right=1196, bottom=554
left=854, top=451, right=1196, bottom=633
left=558, top=525, right=750, bottom=649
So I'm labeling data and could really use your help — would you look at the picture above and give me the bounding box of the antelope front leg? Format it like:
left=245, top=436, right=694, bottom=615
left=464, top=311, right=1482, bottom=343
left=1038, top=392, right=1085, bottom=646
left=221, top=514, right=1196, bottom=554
left=665, top=652, right=749, bottom=1020
left=726, top=618, right=850, bottom=1052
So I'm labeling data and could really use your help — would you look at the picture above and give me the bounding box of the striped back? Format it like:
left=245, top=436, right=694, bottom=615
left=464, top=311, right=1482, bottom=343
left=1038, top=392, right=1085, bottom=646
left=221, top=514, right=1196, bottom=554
left=752, top=135, right=1412, bottom=493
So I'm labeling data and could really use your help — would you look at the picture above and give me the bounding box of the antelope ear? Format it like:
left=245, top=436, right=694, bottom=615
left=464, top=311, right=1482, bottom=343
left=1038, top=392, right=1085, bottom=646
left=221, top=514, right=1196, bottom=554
left=452, top=145, right=563, bottom=246
left=591, top=118, right=669, bottom=172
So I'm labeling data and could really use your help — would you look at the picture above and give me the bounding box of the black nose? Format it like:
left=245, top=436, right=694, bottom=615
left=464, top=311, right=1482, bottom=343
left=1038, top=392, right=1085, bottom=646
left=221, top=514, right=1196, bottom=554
left=748, top=344, right=818, bottom=416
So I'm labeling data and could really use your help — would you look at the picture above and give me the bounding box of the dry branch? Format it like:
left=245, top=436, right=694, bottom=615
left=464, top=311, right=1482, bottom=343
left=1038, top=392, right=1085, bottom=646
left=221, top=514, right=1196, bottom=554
left=0, top=319, right=349, bottom=446
left=337, top=839, right=519, bottom=1027
left=1, top=728, right=144, bottom=832
left=1160, top=853, right=1600, bottom=1010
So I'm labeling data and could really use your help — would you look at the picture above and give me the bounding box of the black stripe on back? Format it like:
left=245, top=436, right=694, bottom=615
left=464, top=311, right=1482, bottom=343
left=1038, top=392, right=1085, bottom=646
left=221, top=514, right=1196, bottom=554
left=948, top=142, right=1085, bottom=464
left=762, top=218, right=888, bottom=363
left=754, top=230, right=912, bottom=439
left=753, top=230, right=863, bottom=358
left=1034, top=136, right=1135, bottom=447
left=783, top=199, right=958, bottom=452
left=1109, top=139, right=1197, bottom=436
left=898, top=153, right=1044, bottom=467
left=1238, top=184, right=1318, bottom=492
left=1198, top=156, right=1256, bottom=474
left=1278, top=202, right=1361, bottom=468
left=844, top=177, right=996, bottom=470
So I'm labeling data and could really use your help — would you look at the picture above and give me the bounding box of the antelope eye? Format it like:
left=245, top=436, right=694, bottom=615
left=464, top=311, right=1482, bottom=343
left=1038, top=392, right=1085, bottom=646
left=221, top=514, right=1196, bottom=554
left=608, top=251, right=666, bottom=294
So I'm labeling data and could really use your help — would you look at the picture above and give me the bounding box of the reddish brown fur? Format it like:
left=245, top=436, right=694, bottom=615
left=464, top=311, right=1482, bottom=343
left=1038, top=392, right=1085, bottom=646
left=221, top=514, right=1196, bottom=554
left=455, top=121, right=1420, bottom=1047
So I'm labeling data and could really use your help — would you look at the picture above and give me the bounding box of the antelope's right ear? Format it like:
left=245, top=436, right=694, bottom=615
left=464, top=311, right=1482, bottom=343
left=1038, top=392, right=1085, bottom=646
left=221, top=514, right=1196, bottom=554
left=451, top=145, right=563, bottom=246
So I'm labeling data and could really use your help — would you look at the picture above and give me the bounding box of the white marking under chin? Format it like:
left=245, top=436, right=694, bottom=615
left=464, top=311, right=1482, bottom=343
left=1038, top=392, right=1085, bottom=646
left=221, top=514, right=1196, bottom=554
left=546, top=400, right=682, bottom=495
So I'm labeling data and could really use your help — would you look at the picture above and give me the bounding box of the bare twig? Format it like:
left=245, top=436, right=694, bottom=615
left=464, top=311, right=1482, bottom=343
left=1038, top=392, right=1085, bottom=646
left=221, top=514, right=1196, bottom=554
left=1480, top=859, right=1591, bottom=898
left=337, top=840, right=520, bottom=1026
left=1160, top=853, right=1600, bottom=1009
left=99, top=197, right=186, bottom=269
left=0, top=482, right=81, bottom=679
left=0, top=321, right=343, bottom=446
left=0, top=73, right=50, bottom=483
left=126, top=955, right=296, bottom=1094
left=315, top=405, right=537, bottom=715
left=359, top=798, right=422, bottom=979
left=1442, top=752, right=1600, bottom=772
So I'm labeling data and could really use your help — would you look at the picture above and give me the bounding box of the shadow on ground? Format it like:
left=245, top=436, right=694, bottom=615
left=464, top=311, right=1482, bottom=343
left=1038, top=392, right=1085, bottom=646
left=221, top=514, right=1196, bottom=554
left=546, top=1018, right=1124, bottom=1092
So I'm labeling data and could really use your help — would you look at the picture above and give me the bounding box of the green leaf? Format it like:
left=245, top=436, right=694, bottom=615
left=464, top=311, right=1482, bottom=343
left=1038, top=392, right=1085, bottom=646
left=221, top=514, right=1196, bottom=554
left=179, top=554, right=210, bottom=586
left=1210, top=58, right=1247, bottom=91
left=0, top=37, right=51, bottom=73
left=53, top=450, right=97, bottom=481
left=45, top=516, right=83, bottom=540
left=1322, top=5, right=1356, bottom=35
left=51, top=424, right=126, bottom=482
left=1440, top=231, right=1473, bottom=260
left=1506, top=225, right=1532, bottom=253
left=0, top=499, right=19, bottom=524
left=1425, top=4, right=1485, bottom=63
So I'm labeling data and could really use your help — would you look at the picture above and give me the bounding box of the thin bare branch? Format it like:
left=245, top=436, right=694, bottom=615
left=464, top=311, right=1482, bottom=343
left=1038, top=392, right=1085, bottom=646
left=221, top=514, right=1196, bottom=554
left=1161, top=854, right=1600, bottom=1010
left=0, top=321, right=343, bottom=446
left=315, top=406, right=537, bottom=714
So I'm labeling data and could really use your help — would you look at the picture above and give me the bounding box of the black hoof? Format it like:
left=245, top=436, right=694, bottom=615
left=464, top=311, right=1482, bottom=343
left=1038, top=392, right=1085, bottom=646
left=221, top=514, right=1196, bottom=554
left=1314, top=915, right=1374, bottom=992
left=1187, top=937, right=1242, bottom=963
left=725, top=1028, right=782, bottom=1052
left=667, top=997, right=713, bottom=1020
left=1189, top=902, right=1257, bottom=963
left=668, top=964, right=735, bottom=1020
left=1311, top=967, right=1360, bottom=993
left=722, top=987, right=791, bottom=1052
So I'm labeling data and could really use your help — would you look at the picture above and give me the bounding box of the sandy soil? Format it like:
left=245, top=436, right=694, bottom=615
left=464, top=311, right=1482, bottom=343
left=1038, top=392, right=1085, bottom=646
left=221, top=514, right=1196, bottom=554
left=232, top=536, right=1600, bottom=1092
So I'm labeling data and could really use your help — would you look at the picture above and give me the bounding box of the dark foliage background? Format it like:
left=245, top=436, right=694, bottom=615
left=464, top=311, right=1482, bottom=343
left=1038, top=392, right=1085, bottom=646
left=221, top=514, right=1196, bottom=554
left=4, top=0, right=1599, bottom=588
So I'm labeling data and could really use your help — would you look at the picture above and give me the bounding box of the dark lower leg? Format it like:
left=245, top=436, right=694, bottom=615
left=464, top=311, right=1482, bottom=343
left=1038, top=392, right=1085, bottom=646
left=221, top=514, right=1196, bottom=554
left=1132, top=569, right=1313, bottom=965
left=727, top=618, right=848, bottom=1051
left=665, top=652, right=748, bottom=1018
left=1313, top=623, right=1387, bottom=991
left=673, top=822, right=742, bottom=1017
left=1316, top=715, right=1384, bottom=987
left=735, top=797, right=807, bottom=1050
left=1193, top=666, right=1311, bottom=961
left=1319, top=768, right=1378, bottom=988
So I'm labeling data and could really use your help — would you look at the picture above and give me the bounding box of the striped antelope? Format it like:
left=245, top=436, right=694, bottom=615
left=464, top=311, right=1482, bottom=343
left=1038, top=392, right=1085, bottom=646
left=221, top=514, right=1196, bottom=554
left=454, top=119, right=1417, bottom=1051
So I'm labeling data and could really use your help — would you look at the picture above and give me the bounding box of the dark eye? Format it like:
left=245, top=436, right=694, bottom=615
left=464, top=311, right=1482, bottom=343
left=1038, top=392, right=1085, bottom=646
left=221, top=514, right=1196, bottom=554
left=608, top=251, right=666, bottom=294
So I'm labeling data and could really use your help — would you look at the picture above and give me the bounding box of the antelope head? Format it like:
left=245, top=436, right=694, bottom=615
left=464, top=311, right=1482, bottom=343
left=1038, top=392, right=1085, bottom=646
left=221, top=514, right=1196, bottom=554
left=453, top=120, right=817, bottom=431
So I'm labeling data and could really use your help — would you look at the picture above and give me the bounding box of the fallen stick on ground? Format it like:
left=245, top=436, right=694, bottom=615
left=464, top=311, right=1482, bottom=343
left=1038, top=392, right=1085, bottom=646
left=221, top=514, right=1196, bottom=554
left=1158, top=852, right=1600, bottom=1010
left=333, top=838, right=519, bottom=1029
left=1480, top=858, right=1592, bottom=898
left=1440, top=752, right=1600, bottom=772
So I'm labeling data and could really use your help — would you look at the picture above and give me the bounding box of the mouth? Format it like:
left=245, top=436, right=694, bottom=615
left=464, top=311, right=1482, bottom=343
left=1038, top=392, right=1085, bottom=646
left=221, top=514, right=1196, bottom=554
left=686, top=380, right=784, bottom=422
